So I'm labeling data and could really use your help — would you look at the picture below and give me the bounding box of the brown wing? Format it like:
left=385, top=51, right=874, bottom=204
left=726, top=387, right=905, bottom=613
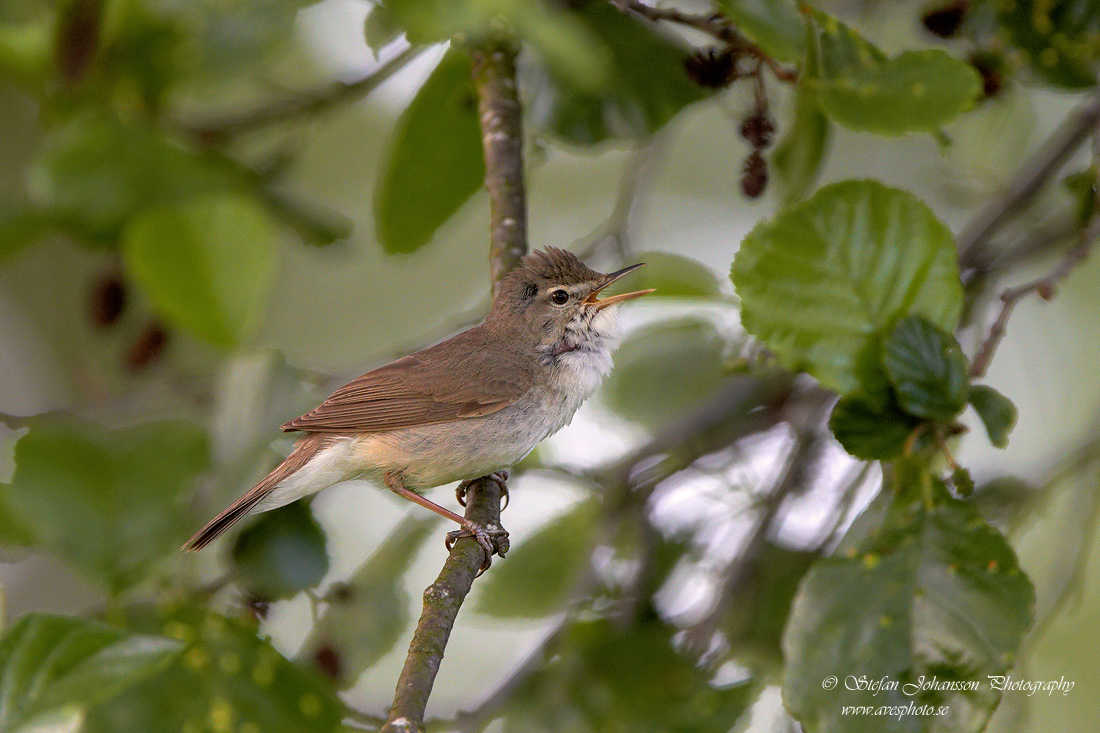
left=282, top=325, right=536, bottom=434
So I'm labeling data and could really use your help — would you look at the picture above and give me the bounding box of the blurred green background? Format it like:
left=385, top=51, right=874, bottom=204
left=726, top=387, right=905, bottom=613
left=2, top=0, right=1100, bottom=731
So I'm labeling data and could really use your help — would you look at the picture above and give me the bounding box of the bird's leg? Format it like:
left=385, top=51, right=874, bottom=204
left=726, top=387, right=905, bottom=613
left=384, top=471, right=508, bottom=571
left=456, top=470, right=509, bottom=511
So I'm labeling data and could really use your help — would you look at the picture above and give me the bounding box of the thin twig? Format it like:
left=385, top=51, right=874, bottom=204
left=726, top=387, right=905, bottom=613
left=380, top=38, right=527, bottom=733
left=179, top=45, right=424, bottom=141
left=957, top=88, right=1100, bottom=280
left=969, top=214, right=1100, bottom=378
left=609, top=0, right=798, bottom=82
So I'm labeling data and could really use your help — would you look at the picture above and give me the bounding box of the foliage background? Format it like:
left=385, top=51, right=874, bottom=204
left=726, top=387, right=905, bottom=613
left=2, top=0, right=1100, bottom=731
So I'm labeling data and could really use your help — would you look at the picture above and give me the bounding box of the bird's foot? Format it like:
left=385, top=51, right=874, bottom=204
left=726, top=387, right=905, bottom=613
left=445, top=521, right=510, bottom=574
left=456, top=470, right=509, bottom=512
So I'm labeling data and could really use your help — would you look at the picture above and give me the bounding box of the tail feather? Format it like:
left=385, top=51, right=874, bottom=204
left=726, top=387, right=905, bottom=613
left=183, top=434, right=330, bottom=551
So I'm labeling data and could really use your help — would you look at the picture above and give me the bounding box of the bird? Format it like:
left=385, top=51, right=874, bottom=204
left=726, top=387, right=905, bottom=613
left=183, top=248, right=653, bottom=566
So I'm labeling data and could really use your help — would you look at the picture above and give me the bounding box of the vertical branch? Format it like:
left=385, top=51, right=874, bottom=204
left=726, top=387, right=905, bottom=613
left=471, top=39, right=527, bottom=293
left=380, top=38, right=527, bottom=733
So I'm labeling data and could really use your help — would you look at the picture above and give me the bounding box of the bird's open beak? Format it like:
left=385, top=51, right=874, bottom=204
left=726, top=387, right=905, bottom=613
left=584, top=263, right=655, bottom=310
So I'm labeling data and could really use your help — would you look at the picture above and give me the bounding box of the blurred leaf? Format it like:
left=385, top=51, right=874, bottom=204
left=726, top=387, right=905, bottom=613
left=525, top=2, right=709, bottom=145
left=603, top=317, right=729, bottom=429
left=783, top=492, right=1035, bottom=733
left=374, top=48, right=484, bottom=254
left=0, top=18, right=51, bottom=88
left=617, top=251, right=723, bottom=298
left=298, top=517, right=436, bottom=687
left=26, top=113, right=244, bottom=242
left=723, top=542, right=817, bottom=671
left=997, top=0, right=1100, bottom=89
left=364, top=3, right=402, bottom=56
left=0, top=614, right=182, bottom=732
left=732, top=180, right=963, bottom=396
left=882, top=316, right=969, bottom=422
left=123, top=192, right=279, bottom=348
left=504, top=618, right=758, bottom=732
left=0, top=203, right=48, bottom=262
left=85, top=602, right=345, bottom=733
left=829, top=395, right=919, bottom=460
left=772, top=83, right=830, bottom=204
left=1064, top=169, right=1098, bottom=226
left=969, top=385, right=1018, bottom=449
left=2, top=418, right=208, bottom=593
left=231, top=503, right=329, bottom=601
left=716, top=0, right=805, bottom=62
left=476, top=500, right=597, bottom=618
left=806, top=12, right=982, bottom=134
left=385, top=0, right=605, bottom=89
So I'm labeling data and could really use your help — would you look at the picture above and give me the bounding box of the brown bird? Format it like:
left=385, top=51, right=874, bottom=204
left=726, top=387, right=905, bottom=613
left=184, top=248, right=652, bottom=564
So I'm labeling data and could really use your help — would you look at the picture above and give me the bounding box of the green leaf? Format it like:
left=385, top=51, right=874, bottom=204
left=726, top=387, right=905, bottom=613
left=969, top=385, right=1018, bottom=449
left=783, top=494, right=1035, bottom=733
left=525, top=2, right=709, bottom=145
left=716, top=0, right=805, bottom=62
left=363, top=3, right=402, bottom=56
left=0, top=614, right=182, bottom=731
left=231, top=502, right=329, bottom=601
left=374, top=48, right=484, bottom=254
left=615, top=251, right=723, bottom=298
left=123, top=192, right=279, bottom=348
left=603, top=318, right=729, bottom=429
left=84, top=603, right=345, bottom=733
left=26, top=113, right=244, bottom=242
left=2, top=418, right=208, bottom=593
left=503, top=618, right=758, bottom=732
left=297, top=517, right=436, bottom=687
left=732, top=180, right=964, bottom=396
left=772, top=84, right=831, bottom=204
left=882, top=315, right=970, bottom=422
left=997, top=0, right=1100, bottom=89
left=829, top=395, right=919, bottom=460
left=806, top=12, right=982, bottom=134
left=476, top=500, right=597, bottom=618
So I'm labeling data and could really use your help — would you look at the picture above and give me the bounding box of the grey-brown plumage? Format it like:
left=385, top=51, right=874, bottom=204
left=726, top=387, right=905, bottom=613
left=183, top=248, right=651, bottom=556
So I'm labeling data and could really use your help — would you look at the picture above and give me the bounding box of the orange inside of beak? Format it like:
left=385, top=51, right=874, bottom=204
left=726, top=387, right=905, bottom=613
left=584, top=263, right=654, bottom=309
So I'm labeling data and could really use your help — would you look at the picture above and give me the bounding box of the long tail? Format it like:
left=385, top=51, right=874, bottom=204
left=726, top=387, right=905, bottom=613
left=183, top=434, right=328, bottom=551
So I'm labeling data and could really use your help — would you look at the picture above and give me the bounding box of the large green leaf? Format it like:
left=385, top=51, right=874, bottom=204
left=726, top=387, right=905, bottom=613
left=716, top=0, right=805, bottom=62
left=1, top=418, right=208, bottom=593
left=525, top=2, right=709, bottom=146
left=732, top=180, right=963, bottom=396
left=26, top=113, right=243, bottom=242
left=997, top=0, right=1100, bottom=89
left=0, top=614, right=181, bottom=732
left=783, top=493, right=1035, bottom=733
left=84, top=603, right=345, bottom=733
left=123, top=192, right=279, bottom=348
left=503, top=618, right=758, bottom=732
left=475, top=500, right=597, bottom=618
left=231, top=502, right=329, bottom=601
left=374, top=49, right=485, bottom=254
left=806, top=12, right=982, bottom=134
left=882, top=316, right=970, bottom=423
left=297, top=517, right=437, bottom=687
left=603, top=318, right=730, bottom=428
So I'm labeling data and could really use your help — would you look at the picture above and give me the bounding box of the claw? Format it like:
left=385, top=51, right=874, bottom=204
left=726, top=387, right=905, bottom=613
left=455, top=470, right=510, bottom=511
left=445, top=521, right=510, bottom=574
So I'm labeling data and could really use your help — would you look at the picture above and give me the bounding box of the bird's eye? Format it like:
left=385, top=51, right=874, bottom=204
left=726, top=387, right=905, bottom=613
left=550, top=289, right=569, bottom=305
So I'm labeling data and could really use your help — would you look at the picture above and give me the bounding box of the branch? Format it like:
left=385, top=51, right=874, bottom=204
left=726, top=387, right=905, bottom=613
left=609, top=0, right=797, bottom=82
left=179, top=45, right=424, bottom=142
left=471, top=39, right=527, bottom=293
left=957, top=88, right=1100, bottom=280
left=969, top=211, right=1100, bottom=378
left=381, top=38, right=528, bottom=733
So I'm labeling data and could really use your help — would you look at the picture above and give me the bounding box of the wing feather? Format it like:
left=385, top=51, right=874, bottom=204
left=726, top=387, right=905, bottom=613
left=282, top=326, right=536, bottom=433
